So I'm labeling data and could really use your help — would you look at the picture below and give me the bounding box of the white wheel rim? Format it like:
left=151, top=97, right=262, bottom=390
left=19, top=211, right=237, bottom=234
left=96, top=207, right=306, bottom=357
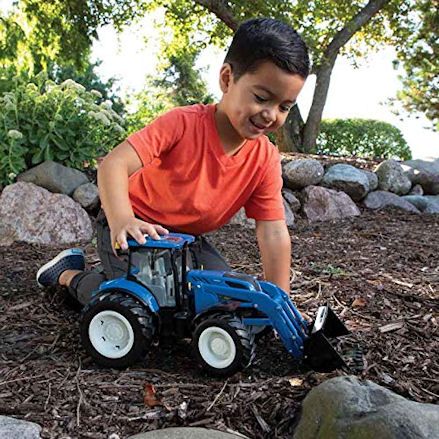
left=198, top=326, right=236, bottom=369
left=89, top=310, right=135, bottom=359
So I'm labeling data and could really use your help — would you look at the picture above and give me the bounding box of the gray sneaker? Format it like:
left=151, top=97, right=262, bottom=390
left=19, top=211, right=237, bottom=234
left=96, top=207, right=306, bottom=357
left=36, top=249, right=85, bottom=287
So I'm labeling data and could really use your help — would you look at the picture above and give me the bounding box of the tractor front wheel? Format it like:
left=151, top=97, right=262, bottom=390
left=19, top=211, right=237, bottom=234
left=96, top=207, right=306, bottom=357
left=192, top=314, right=255, bottom=376
left=80, top=292, right=155, bottom=368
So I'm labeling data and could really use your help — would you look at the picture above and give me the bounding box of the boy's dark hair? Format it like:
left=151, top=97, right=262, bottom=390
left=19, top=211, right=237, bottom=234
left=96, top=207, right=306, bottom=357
left=224, top=17, right=310, bottom=80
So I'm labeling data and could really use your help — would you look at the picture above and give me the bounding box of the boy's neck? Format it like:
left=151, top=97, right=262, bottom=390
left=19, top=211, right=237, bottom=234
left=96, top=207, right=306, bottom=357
left=214, top=103, right=247, bottom=156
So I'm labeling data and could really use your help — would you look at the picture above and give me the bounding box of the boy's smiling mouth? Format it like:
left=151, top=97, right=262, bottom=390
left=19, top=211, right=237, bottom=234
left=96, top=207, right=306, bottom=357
left=249, top=117, right=271, bottom=131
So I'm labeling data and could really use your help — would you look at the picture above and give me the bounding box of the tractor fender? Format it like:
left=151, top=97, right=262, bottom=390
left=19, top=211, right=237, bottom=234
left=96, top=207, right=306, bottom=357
left=94, top=278, right=160, bottom=314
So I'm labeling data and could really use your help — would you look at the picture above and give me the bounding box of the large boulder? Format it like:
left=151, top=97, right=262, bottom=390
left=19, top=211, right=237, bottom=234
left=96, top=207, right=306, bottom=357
left=320, top=164, right=370, bottom=201
left=401, top=159, right=439, bottom=195
left=0, top=182, right=93, bottom=246
left=375, top=159, right=412, bottom=195
left=363, top=190, right=420, bottom=213
left=301, top=186, right=360, bottom=223
left=0, top=416, right=41, bottom=439
left=282, top=159, right=324, bottom=190
left=403, top=195, right=439, bottom=213
left=294, top=376, right=439, bottom=439
left=17, top=160, right=89, bottom=195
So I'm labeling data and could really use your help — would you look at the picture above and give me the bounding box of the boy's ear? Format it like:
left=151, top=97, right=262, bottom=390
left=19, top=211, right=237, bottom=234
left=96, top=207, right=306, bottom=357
left=219, top=63, right=233, bottom=93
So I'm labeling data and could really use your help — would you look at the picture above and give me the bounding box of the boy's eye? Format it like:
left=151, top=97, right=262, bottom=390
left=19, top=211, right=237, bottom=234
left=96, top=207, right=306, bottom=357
left=254, top=94, right=267, bottom=103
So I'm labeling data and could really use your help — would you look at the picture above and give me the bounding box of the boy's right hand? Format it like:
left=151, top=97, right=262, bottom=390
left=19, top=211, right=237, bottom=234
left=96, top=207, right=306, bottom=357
left=111, top=217, right=169, bottom=254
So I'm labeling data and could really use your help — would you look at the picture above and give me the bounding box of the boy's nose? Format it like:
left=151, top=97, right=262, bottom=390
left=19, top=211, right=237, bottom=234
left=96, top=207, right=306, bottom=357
left=261, top=108, right=276, bottom=123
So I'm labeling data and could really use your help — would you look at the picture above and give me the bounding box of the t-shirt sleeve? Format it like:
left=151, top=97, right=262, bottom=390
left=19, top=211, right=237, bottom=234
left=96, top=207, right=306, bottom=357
left=127, top=108, right=184, bottom=166
left=244, top=147, right=285, bottom=221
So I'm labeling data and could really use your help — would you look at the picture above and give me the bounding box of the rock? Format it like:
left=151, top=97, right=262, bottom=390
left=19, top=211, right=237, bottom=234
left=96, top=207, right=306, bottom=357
left=361, top=169, right=378, bottom=191
left=424, top=195, right=439, bottom=213
left=228, top=208, right=255, bottom=228
left=400, top=194, right=439, bottom=213
left=402, top=159, right=439, bottom=195
left=409, top=184, right=424, bottom=195
left=375, top=159, right=412, bottom=195
left=73, top=182, right=100, bottom=210
left=301, top=186, right=360, bottom=223
left=0, top=416, right=41, bottom=439
left=363, top=191, right=420, bottom=213
left=282, top=159, right=324, bottom=190
left=228, top=201, right=294, bottom=228
left=283, top=197, right=295, bottom=227
left=129, top=428, right=241, bottom=439
left=0, top=182, right=93, bottom=245
left=282, top=188, right=301, bottom=212
left=293, top=376, right=439, bottom=439
left=17, top=160, right=89, bottom=195
left=320, top=164, right=370, bottom=201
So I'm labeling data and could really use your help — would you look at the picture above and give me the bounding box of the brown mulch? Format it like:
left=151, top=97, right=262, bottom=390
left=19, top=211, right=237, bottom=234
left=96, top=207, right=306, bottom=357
left=0, top=209, right=438, bottom=439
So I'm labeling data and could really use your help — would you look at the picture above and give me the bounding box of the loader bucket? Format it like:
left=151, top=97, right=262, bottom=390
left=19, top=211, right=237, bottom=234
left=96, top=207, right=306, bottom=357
left=303, top=304, right=350, bottom=372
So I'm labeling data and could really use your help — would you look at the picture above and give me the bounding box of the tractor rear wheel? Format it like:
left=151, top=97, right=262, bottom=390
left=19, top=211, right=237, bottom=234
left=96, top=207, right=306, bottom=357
left=192, top=313, right=255, bottom=376
left=80, top=291, right=155, bottom=368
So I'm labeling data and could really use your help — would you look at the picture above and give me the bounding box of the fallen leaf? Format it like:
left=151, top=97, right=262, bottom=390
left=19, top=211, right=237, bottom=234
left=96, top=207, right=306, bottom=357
left=288, top=378, right=303, bottom=387
left=143, top=383, right=162, bottom=408
left=352, top=297, right=367, bottom=308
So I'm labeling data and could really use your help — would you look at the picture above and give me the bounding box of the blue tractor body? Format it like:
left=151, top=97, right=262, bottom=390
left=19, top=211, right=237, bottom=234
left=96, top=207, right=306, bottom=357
left=82, top=233, right=351, bottom=375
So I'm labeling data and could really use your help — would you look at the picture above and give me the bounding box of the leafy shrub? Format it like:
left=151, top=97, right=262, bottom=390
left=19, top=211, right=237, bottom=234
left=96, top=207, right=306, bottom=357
left=316, top=118, right=412, bottom=160
left=0, top=73, right=126, bottom=186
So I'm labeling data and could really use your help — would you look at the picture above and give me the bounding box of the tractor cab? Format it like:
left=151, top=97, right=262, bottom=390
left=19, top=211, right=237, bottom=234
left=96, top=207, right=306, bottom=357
left=126, top=233, right=195, bottom=309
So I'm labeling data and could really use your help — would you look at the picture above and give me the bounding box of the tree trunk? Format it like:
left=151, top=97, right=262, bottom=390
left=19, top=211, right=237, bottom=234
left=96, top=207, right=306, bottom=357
left=277, top=104, right=305, bottom=152
left=302, top=55, right=337, bottom=152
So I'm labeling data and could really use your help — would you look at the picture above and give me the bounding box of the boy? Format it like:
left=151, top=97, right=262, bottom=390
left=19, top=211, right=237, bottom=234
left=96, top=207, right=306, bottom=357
left=37, top=17, right=310, bottom=306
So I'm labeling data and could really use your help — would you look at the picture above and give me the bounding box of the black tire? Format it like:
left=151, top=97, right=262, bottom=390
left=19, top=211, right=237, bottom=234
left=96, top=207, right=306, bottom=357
left=80, top=291, right=155, bottom=368
left=251, top=325, right=273, bottom=340
left=192, top=313, right=256, bottom=377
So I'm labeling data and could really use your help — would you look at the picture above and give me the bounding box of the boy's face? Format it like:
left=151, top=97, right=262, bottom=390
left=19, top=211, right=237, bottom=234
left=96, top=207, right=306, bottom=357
left=219, top=60, right=305, bottom=142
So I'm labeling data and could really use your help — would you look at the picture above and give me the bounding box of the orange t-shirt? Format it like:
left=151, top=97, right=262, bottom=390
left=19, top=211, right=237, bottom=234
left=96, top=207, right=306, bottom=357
left=127, top=104, right=285, bottom=235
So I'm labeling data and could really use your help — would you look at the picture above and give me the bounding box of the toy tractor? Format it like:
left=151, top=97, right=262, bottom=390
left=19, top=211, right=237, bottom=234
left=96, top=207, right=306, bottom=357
left=80, top=233, right=353, bottom=376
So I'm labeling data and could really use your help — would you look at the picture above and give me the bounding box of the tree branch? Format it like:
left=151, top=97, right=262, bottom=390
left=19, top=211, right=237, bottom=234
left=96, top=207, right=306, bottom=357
left=193, top=0, right=239, bottom=31
left=325, top=0, right=391, bottom=62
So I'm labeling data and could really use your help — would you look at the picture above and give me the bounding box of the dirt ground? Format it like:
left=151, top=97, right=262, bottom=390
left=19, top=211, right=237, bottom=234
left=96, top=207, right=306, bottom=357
left=0, top=209, right=438, bottom=439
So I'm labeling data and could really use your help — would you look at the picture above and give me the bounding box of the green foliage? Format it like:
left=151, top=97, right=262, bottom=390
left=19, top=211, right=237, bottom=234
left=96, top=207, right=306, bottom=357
left=125, top=80, right=174, bottom=133
left=0, top=73, right=126, bottom=186
left=48, top=60, right=126, bottom=114
left=156, top=47, right=214, bottom=107
left=1, top=1, right=152, bottom=73
left=390, top=0, right=438, bottom=128
left=316, top=118, right=412, bottom=160
left=126, top=46, right=213, bottom=133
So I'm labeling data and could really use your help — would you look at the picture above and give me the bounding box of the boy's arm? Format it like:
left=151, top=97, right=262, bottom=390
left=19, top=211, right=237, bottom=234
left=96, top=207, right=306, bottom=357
left=255, top=219, right=291, bottom=292
left=98, top=140, right=168, bottom=250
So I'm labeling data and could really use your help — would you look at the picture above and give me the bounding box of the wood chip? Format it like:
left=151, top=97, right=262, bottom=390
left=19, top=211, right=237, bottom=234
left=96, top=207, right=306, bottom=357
left=379, top=321, right=405, bottom=333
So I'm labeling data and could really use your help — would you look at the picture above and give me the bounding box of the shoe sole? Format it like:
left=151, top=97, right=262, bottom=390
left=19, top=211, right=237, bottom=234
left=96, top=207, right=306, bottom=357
left=36, top=249, right=84, bottom=288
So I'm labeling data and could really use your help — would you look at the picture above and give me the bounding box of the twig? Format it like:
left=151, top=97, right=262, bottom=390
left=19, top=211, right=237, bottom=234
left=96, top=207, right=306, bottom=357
left=44, top=383, right=52, bottom=411
left=207, top=379, right=229, bottom=411
left=251, top=404, right=271, bottom=433
left=0, top=373, right=49, bottom=386
left=75, top=360, right=84, bottom=427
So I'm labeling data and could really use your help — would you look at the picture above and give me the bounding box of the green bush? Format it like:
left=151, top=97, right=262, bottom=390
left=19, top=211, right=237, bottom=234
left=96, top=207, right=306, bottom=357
left=316, top=118, right=412, bottom=160
left=0, top=73, right=126, bottom=186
